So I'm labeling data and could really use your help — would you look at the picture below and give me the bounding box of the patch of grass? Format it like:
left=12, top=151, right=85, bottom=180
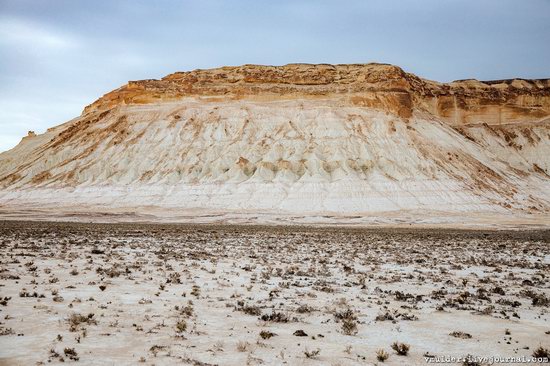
left=64, top=347, right=79, bottom=361
left=391, top=342, right=410, bottom=356
left=68, top=313, right=96, bottom=332
left=178, top=304, right=194, bottom=317
left=149, top=345, right=166, bottom=357
left=532, top=346, right=549, bottom=359
left=333, top=308, right=356, bottom=322
left=191, top=285, right=201, bottom=297
left=261, top=311, right=289, bottom=323
left=259, top=330, right=276, bottom=339
left=239, top=304, right=262, bottom=316
left=236, top=341, right=249, bottom=352
left=304, top=348, right=320, bottom=359
left=341, top=318, right=358, bottom=335
left=175, top=319, right=187, bottom=333
left=333, top=308, right=358, bottom=335
left=450, top=331, right=472, bottom=339
left=296, top=304, right=314, bottom=313
left=376, top=349, right=389, bottom=362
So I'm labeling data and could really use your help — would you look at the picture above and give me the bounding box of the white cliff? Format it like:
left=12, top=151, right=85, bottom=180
left=0, top=64, right=549, bottom=225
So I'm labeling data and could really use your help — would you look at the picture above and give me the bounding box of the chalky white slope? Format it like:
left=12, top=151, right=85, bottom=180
left=0, top=64, right=549, bottom=224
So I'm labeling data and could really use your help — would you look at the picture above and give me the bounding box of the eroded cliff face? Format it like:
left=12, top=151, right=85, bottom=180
left=83, top=63, right=550, bottom=125
left=0, top=63, right=549, bottom=220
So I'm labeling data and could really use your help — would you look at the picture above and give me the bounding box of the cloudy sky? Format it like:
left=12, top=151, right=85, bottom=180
left=1, top=0, right=549, bottom=152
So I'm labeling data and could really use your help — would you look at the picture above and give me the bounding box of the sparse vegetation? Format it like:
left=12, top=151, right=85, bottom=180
left=64, top=348, right=79, bottom=361
left=261, top=311, right=289, bottom=323
left=191, top=285, right=201, bottom=297
left=68, top=313, right=96, bottom=332
left=376, top=348, right=389, bottom=362
left=175, top=319, right=187, bottom=333
left=334, top=308, right=358, bottom=335
left=391, top=342, right=410, bottom=356
left=341, top=318, right=358, bottom=335
left=532, top=346, right=549, bottom=359
left=450, top=331, right=472, bottom=339
left=236, top=341, right=249, bottom=352
left=304, top=348, right=320, bottom=359
left=259, top=330, right=276, bottom=339
left=296, top=304, right=314, bottom=313
left=0, top=221, right=547, bottom=364
left=238, top=303, right=262, bottom=316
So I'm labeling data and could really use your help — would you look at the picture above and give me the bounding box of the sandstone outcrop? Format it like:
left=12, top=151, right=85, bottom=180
left=84, top=63, right=550, bottom=125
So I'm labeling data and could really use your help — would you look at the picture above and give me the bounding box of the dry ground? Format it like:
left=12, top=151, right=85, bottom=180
left=0, top=221, right=549, bottom=365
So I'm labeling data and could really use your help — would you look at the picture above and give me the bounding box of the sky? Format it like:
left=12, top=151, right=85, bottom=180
left=0, top=0, right=549, bottom=152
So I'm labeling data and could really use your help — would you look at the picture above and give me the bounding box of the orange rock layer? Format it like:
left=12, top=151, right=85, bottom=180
left=83, top=63, right=550, bottom=125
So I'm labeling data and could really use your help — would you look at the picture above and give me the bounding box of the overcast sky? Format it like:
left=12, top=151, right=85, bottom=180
left=1, top=0, right=549, bottom=152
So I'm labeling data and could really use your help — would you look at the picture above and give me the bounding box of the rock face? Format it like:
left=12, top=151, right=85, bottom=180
left=0, top=63, right=549, bottom=223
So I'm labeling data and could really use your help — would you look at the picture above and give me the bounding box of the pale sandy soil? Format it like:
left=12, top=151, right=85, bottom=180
left=1, top=206, right=550, bottom=230
left=0, top=221, right=549, bottom=365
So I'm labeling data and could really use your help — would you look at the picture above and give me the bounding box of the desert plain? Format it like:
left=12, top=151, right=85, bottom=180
left=0, top=220, right=548, bottom=365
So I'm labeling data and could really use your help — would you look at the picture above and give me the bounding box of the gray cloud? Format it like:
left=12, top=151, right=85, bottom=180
left=1, top=0, right=549, bottom=152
